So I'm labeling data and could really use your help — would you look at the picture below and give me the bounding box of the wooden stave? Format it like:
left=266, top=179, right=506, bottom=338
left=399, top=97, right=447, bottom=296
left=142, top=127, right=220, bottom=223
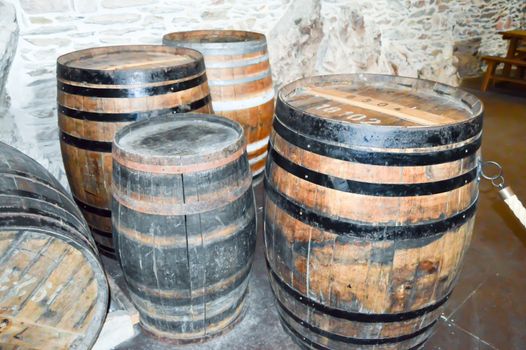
left=163, top=30, right=275, bottom=177
left=57, top=47, right=213, bottom=257
left=0, top=142, right=109, bottom=350
left=265, top=76, right=482, bottom=349
left=112, top=115, right=257, bottom=341
left=113, top=174, right=255, bottom=340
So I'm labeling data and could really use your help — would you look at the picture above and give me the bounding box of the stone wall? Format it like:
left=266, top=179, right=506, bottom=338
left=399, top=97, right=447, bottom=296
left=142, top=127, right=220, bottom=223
left=316, top=0, right=525, bottom=85
left=0, top=0, right=524, bottom=184
left=0, top=1, right=18, bottom=144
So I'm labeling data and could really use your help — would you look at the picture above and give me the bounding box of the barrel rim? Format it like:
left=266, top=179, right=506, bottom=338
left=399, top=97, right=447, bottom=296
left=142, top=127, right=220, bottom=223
left=276, top=74, right=484, bottom=148
left=113, top=114, right=246, bottom=166
left=163, top=30, right=267, bottom=54
left=57, top=45, right=205, bottom=84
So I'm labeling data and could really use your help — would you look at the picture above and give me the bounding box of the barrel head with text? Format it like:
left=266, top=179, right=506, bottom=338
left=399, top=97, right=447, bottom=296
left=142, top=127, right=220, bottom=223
left=264, top=74, right=483, bottom=349
left=163, top=30, right=275, bottom=177
left=57, top=45, right=213, bottom=258
left=112, top=114, right=256, bottom=342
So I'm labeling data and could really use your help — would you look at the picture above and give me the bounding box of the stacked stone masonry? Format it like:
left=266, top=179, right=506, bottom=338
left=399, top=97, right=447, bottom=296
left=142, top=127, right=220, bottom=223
left=0, top=0, right=524, bottom=185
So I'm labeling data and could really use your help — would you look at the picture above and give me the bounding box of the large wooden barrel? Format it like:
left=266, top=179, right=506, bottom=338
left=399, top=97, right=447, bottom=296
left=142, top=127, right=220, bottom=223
left=58, top=45, right=213, bottom=258
left=0, top=142, right=109, bottom=349
left=264, top=74, right=483, bottom=350
left=163, top=30, right=275, bottom=177
left=112, top=114, right=257, bottom=342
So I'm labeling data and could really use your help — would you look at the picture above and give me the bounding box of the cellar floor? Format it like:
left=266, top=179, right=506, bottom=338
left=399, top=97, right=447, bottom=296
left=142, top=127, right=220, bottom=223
left=108, top=77, right=526, bottom=350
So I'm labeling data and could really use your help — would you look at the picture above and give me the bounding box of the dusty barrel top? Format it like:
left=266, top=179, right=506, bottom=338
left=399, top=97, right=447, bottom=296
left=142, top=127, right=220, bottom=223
left=57, top=45, right=205, bottom=84
left=113, top=114, right=245, bottom=166
left=276, top=74, right=484, bottom=149
left=163, top=30, right=267, bottom=55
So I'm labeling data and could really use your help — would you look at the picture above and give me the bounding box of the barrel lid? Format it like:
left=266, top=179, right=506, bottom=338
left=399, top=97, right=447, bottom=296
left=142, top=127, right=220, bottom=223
left=0, top=227, right=108, bottom=349
left=114, top=114, right=245, bottom=167
left=163, top=30, right=267, bottom=55
left=276, top=74, right=483, bottom=148
left=57, top=45, right=205, bottom=84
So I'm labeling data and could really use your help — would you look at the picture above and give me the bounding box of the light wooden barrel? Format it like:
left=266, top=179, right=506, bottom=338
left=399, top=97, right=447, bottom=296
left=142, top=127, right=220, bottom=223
left=58, top=45, right=213, bottom=259
left=0, top=142, right=109, bottom=350
left=112, top=115, right=256, bottom=342
left=264, top=74, right=483, bottom=350
left=163, top=30, right=275, bottom=177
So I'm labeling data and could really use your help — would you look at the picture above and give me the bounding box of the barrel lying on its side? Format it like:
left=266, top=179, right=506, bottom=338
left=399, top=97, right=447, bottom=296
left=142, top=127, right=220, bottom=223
left=265, top=74, right=483, bottom=350
left=0, top=142, right=109, bottom=350
left=58, top=45, right=213, bottom=258
left=112, top=115, right=256, bottom=342
left=163, top=30, right=275, bottom=177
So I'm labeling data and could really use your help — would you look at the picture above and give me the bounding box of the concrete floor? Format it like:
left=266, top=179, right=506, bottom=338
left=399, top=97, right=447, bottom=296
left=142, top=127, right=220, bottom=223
left=109, top=78, right=526, bottom=350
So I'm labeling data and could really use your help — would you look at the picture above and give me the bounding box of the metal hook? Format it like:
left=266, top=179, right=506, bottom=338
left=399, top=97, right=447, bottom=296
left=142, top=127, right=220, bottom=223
left=480, top=161, right=503, bottom=181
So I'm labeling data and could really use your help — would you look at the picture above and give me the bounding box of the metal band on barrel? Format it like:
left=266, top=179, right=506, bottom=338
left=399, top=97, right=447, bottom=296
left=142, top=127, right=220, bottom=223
left=268, top=146, right=479, bottom=196
left=61, top=132, right=112, bottom=152
left=264, top=178, right=478, bottom=240
left=57, top=54, right=205, bottom=85
left=57, top=73, right=207, bottom=98
left=58, top=95, right=211, bottom=122
left=266, top=258, right=451, bottom=323
left=275, top=99, right=483, bottom=149
left=275, top=296, right=436, bottom=345
left=74, top=196, right=112, bottom=217
left=272, top=117, right=482, bottom=166
left=278, top=313, right=428, bottom=350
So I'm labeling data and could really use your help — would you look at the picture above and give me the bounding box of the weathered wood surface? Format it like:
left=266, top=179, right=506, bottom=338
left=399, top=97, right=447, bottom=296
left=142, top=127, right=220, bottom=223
left=112, top=115, right=257, bottom=342
left=0, top=142, right=109, bottom=350
left=163, top=30, right=275, bottom=177
left=264, top=74, right=483, bottom=349
left=57, top=45, right=213, bottom=258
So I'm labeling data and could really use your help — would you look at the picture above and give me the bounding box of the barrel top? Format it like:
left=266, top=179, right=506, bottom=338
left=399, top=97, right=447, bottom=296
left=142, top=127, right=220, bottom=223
left=114, top=115, right=245, bottom=165
left=57, top=45, right=205, bottom=84
left=163, top=30, right=267, bottom=55
left=279, top=74, right=483, bottom=128
left=59, top=45, right=196, bottom=71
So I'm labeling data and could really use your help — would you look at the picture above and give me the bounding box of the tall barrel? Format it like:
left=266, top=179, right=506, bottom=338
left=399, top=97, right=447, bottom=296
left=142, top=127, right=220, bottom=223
left=112, top=115, right=256, bottom=342
left=163, top=30, right=275, bottom=177
left=0, top=142, right=109, bottom=350
left=264, top=74, right=483, bottom=350
left=58, top=45, right=213, bottom=258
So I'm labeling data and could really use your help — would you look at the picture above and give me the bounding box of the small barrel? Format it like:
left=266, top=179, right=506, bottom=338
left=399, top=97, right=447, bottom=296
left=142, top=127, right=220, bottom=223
left=57, top=45, right=213, bottom=258
left=112, top=114, right=256, bottom=342
left=264, top=74, right=483, bottom=349
left=163, top=30, right=275, bottom=177
left=0, top=142, right=109, bottom=350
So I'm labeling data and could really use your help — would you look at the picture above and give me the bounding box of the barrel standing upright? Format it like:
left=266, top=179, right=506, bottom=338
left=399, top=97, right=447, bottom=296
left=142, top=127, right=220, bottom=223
left=57, top=45, right=213, bottom=258
left=163, top=30, right=275, bottom=177
left=112, top=115, right=256, bottom=342
left=0, top=142, right=108, bottom=349
left=264, top=74, right=483, bottom=350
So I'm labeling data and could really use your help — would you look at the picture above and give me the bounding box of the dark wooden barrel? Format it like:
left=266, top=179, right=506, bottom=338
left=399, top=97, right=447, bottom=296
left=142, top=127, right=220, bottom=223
left=0, top=141, right=109, bottom=349
left=163, top=30, right=275, bottom=177
left=58, top=45, right=213, bottom=258
left=264, top=74, right=483, bottom=350
left=112, top=114, right=256, bottom=342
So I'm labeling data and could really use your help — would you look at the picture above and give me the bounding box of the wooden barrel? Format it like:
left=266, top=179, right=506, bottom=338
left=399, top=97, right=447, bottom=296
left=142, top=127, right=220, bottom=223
left=163, top=30, right=275, bottom=177
left=0, top=141, right=109, bottom=350
left=264, top=74, right=483, bottom=350
left=112, top=114, right=256, bottom=342
left=57, top=45, right=213, bottom=259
